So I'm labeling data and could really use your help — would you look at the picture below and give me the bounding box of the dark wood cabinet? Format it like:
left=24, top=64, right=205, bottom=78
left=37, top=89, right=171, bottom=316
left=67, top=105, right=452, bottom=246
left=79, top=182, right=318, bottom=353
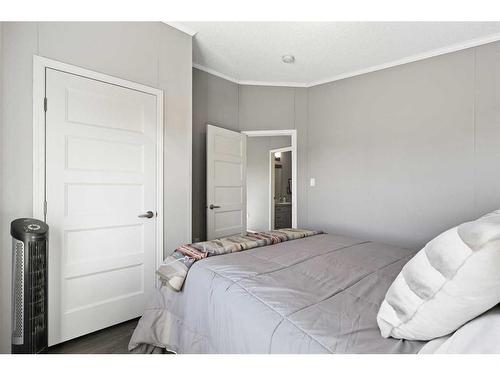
left=274, top=204, right=292, bottom=229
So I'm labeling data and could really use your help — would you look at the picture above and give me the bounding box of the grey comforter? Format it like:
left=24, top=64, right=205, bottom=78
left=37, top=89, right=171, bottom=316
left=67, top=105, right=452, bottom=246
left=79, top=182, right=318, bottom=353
left=129, top=233, right=425, bottom=353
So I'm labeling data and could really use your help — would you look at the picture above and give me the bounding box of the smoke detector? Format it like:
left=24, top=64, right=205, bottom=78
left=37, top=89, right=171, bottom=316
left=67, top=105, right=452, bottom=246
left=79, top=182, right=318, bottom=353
left=282, top=55, right=295, bottom=64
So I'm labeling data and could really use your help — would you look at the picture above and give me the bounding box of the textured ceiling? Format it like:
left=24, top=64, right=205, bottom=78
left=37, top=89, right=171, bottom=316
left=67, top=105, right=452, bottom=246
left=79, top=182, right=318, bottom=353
left=180, top=22, right=500, bottom=86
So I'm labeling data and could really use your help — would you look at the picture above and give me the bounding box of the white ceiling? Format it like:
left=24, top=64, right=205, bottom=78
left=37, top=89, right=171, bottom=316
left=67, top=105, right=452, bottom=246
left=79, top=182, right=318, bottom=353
left=178, top=22, right=500, bottom=87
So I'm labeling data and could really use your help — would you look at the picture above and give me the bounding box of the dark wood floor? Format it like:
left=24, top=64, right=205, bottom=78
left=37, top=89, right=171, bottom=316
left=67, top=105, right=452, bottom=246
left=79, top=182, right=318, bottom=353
left=48, top=318, right=139, bottom=354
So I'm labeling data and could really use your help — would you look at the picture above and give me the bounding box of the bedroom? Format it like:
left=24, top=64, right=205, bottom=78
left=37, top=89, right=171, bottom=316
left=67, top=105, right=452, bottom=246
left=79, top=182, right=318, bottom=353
left=1, top=0, right=500, bottom=372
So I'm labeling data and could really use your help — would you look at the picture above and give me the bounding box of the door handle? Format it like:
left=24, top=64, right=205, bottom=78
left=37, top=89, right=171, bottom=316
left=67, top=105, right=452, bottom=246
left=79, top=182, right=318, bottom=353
left=209, top=204, right=221, bottom=210
left=138, top=211, right=154, bottom=218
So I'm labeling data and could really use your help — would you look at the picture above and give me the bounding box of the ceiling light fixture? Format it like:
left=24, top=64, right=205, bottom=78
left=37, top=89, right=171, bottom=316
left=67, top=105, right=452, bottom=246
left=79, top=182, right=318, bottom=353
left=282, top=55, right=295, bottom=64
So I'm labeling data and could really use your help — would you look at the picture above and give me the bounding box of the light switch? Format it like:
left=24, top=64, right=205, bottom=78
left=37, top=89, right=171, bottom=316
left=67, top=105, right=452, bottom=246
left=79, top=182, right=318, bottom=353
left=310, top=178, right=316, bottom=187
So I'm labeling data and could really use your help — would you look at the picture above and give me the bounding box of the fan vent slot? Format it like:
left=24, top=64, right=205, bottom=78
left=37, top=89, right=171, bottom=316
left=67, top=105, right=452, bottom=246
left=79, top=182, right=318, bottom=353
left=28, top=240, right=47, bottom=353
left=12, top=240, right=24, bottom=345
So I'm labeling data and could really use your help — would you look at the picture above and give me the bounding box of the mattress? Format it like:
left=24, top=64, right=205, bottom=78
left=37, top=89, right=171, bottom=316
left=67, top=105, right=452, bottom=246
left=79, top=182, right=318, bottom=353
left=129, top=233, right=426, bottom=353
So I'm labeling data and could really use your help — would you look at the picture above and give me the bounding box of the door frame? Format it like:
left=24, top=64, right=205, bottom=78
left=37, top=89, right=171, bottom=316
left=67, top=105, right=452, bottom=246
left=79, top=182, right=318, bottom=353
left=32, top=55, right=165, bottom=276
left=241, top=129, right=297, bottom=229
left=269, top=146, right=292, bottom=230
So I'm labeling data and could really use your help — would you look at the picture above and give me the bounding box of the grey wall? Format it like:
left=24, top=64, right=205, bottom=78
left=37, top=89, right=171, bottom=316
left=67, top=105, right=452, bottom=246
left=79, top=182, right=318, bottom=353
left=247, top=136, right=291, bottom=231
left=192, top=68, right=308, bottom=241
left=474, top=42, right=500, bottom=216
left=194, top=41, right=500, bottom=252
left=0, top=22, right=192, bottom=353
left=0, top=26, right=3, bottom=341
left=307, top=43, right=500, bottom=249
left=192, top=68, right=239, bottom=242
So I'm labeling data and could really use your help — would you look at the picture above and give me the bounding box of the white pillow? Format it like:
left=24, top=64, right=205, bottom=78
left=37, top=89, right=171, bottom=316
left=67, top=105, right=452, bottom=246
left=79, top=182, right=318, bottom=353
left=418, top=305, right=500, bottom=354
left=377, top=210, right=500, bottom=340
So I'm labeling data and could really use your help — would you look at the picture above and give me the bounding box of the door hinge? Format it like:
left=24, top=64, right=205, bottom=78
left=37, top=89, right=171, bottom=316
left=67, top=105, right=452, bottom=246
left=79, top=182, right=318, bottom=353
left=44, top=97, right=47, bottom=112
left=43, top=201, right=47, bottom=217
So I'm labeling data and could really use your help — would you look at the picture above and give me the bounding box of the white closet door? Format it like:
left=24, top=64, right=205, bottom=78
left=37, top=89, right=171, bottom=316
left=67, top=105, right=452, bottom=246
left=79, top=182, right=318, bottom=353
left=45, top=68, right=157, bottom=345
left=206, top=125, right=247, bottom=240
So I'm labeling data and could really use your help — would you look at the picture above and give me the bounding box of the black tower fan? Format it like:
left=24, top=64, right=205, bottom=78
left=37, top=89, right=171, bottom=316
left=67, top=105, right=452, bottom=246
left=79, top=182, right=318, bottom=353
left=11, top=218, right=49, bottom=354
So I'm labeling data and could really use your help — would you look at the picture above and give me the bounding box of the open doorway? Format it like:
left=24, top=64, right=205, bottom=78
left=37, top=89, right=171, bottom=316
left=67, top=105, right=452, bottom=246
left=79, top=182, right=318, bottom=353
left=242, top=130, right=297, bottom=231
left=270, top=147, right=292, bottom=230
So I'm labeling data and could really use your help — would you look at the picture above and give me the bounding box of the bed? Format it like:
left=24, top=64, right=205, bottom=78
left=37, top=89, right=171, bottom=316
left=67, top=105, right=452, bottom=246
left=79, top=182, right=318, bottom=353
left=129, top=233, right=427, bottom=353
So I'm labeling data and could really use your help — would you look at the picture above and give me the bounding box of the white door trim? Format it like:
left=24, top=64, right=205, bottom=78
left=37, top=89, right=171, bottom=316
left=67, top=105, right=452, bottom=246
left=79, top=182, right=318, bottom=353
left=269, top=146, right=292, bottom=230
left=32, top=55, right=165, bottom=278
left=241, top=129, right=297, bottom=229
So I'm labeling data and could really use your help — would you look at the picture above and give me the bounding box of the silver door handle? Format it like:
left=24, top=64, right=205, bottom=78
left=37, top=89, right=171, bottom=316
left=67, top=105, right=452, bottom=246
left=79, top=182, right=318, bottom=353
left=138, top=211, right=154, bottom=218
left=209, top=204, right=221, bottom=210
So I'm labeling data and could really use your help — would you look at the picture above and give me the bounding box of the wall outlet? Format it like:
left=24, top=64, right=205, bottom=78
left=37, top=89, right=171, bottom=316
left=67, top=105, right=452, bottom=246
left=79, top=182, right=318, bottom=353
left=310, top=178, right=316, bottom=187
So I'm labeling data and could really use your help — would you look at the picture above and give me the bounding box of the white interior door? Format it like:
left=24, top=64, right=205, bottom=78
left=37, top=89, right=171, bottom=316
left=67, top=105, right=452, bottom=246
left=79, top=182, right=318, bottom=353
left=45, top=68, right=158, bottom=345
left=206, top=125, right=247, bottom=240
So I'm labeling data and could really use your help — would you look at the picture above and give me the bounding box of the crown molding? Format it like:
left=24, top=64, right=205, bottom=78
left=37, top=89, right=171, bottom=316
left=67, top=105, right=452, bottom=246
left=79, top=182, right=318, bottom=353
left=194, top=32, right=500, bottom=88
left=164, top=22, right=198, bottom=37
left=193, top=64, right=307, bottom=87
left=238, top=79, right=308, bottom=88
left=308, top=32, right=500, bottom=87
left=193, top=63, right=240, bottom=84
